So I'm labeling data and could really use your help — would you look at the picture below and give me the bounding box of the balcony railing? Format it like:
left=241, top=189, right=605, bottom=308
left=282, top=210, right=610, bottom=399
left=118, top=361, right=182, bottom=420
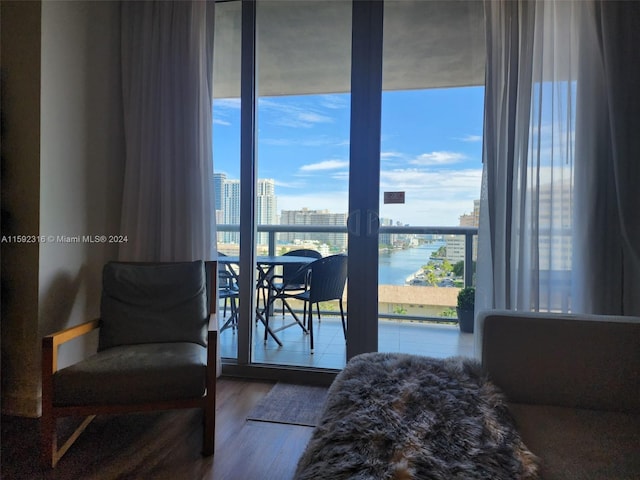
left=217, top=223, right=477, bottom=288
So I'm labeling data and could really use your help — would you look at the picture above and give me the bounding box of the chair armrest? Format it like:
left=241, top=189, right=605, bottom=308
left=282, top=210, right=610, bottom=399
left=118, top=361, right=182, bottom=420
left=44, top=319, right=100, bottom=347
left=42, top=319, right=101, bottom=375
left=207, top=313, right=219, bottom=380
left=207, top=313, right=219, bottom=336
left=42, top=319, right=101, bottom=422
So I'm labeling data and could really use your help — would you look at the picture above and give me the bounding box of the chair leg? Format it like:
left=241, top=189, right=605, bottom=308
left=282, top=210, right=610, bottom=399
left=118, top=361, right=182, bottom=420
left=309, top=304, right=314, bottom=353
left=42, top=413, right=96, bottom=468
left=339, top=299, right=346, bottom=340
left=40, top=408, right=56, bottom=467
left=303, top=302, right=308, bottom=328
left=220, top=296, right=238, bottom=332
left=231, top=297, right=238, bottom=330
left=202, top=397, right=216, bottom=456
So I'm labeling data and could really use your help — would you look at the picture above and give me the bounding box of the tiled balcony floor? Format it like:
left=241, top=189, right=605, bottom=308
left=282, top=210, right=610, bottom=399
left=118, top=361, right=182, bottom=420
left=219, top=311, right=475, bottom=370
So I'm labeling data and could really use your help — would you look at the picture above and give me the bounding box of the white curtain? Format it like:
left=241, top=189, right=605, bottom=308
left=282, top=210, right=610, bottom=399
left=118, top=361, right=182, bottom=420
left=477, top=0, right=640, bottom=323
left=119, top=1, right=215, bottom=262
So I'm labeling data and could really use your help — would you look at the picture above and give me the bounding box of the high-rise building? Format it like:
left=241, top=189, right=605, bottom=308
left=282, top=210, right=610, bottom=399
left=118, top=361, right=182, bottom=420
left=214, top=174, right=277, bottom=245
left=538, top=182, right=572, bottom=271
left=280, top=208, right=347, bottom=251
left=213, top=173, right=226, bottom=214
left=379, top=217, right=397, bottom=247
left=223, top=179, right=241, bottom=243
left=459, top=199, right=480, bottom=227
left=256, top=179, right=277, bottom=245
left=446, top=199, right=480, bottom=264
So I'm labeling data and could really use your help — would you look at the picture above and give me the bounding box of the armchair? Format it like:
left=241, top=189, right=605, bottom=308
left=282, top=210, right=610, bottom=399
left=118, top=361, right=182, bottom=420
left=41, top=260, right=218, bottom=468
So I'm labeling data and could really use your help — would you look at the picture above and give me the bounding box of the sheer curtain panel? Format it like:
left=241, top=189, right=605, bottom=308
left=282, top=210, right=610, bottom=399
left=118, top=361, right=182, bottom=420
left=477, top=0, right=640, bottom=331
left=119, top=1, right=215, bottom=262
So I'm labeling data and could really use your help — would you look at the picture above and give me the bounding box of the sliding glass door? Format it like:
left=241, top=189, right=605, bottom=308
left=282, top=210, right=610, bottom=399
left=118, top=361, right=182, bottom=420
left=213, top=0, right=485, bottom=375
left=376, top=1, right=484, bottom=358
left=253, top=0, right=353, bottom=368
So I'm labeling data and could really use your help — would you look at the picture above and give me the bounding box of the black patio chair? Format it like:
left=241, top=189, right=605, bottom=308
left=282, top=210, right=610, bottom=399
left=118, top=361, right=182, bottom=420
left=276, top=254, right=347, bottom=353
left=268, top=249, right=322, bottom=321
left=218, top=259, right=239, bottom=332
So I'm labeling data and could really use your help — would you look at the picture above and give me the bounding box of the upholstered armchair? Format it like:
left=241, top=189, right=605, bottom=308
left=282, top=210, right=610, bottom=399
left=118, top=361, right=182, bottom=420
left=41, top=260, right=218, bottom=468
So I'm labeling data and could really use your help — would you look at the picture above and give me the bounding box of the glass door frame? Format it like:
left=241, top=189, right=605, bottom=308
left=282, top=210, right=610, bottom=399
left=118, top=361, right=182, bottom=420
left=346, top=0, right=383, bottom=359
left=227, top=0, right=383, bottom=377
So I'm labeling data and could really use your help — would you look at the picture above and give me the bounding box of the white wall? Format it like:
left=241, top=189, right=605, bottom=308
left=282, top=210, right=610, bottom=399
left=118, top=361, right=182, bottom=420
left=1, top=0, right=125, bottom=417
left=38, top=0, right=125, bottom=386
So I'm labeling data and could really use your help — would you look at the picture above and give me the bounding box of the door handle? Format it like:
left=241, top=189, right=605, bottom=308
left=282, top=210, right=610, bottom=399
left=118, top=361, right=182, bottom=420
left=366, top=210, right=380, bottom=237
left=347, top=210, right=361, bottom=236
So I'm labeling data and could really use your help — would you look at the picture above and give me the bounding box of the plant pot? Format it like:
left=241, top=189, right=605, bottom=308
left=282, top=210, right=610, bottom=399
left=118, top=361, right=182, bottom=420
left=456, top=308, right=474, bottom=333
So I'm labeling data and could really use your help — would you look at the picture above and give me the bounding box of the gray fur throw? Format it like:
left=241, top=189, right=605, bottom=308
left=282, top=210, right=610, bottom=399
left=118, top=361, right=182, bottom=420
left=295, top=353, right=539, bottom=480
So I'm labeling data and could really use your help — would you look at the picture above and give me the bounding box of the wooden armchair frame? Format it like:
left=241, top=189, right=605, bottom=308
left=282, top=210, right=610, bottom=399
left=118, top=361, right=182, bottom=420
left=41, top=261, right=219, bottom=468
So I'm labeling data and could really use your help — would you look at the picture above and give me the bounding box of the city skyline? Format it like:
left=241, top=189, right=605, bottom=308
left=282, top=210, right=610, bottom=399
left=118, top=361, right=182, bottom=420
left=212, top=87, right=485, bottom=226
left=214, top=171, right=480, bottom=237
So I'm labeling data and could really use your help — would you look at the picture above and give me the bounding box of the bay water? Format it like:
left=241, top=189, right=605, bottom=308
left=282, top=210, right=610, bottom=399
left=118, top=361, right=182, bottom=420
left=378, top=242, right=444, bottom=286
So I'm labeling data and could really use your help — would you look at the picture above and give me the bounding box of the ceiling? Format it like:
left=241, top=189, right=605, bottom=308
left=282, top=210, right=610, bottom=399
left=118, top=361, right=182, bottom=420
left=213, top=0, right=486, bottom=98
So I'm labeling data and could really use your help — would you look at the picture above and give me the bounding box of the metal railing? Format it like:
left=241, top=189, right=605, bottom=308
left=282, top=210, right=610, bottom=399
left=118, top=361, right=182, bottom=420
left=217, top=224, right=477, bottom=288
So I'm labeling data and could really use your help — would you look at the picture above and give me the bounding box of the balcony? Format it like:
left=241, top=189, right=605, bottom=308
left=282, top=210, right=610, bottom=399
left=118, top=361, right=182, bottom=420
left=217, top=224, right=477, bottom=369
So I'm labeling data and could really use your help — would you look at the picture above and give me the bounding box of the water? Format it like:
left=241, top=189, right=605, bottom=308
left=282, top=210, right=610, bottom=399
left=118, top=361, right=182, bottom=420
left=378, top=242, right=444, bottom=285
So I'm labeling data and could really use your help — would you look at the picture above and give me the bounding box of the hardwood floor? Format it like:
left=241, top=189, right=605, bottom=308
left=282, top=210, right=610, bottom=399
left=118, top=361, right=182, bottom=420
left=1, top=378, right=319, bottom=480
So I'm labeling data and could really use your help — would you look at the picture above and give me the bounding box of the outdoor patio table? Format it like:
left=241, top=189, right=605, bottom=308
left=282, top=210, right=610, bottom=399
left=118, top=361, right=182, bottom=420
left=218, top=255, right=315, bottom=346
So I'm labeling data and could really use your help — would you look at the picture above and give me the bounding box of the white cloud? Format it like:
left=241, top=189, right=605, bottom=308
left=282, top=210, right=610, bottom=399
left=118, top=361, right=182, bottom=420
left=276, top=168, right=482, bottom=226
left=380, top=168, right=481, bottom=191
left=300, top=159, right=349, bottom=172
left=273, top=179, right=308, bottom=189
left=259, top=99, right=334, bottom=128
left=459, top=134, right=483, bottom=142
left=378, top=167, right=481, bottom=225
left=213, top=98, right=240, bottom=127
left=330, top=171, right=349, bottom=181
left=380, top=151, right=404, bottom=160
left=319, top=94, right=349, bottom=110
left=298, top=112, right=331, bottom=124
left=410, top=151, right=467, bottom=166
left=269, top=138, right=349, bottom=148
left=214, top=98, right=241, bottom=109
left=261, top=136, right=348, bottom=147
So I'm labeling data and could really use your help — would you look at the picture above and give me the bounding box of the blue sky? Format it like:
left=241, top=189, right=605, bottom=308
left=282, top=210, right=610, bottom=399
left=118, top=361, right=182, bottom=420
left=213, top=86, right=484, bottom=226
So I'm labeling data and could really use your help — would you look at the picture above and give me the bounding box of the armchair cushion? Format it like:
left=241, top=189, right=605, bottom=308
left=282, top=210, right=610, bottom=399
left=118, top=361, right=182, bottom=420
left=53, top=342, right=206, bottom=406
left=99, top=261, right=208, bottom=350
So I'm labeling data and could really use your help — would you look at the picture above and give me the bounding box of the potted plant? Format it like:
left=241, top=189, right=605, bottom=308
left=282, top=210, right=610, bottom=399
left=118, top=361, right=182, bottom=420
left=456, top=286, right=475, bottom=333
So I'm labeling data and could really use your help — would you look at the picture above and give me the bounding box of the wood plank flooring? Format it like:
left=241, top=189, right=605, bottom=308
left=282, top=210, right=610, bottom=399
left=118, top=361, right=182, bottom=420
left=1, top=378, right=320, bottom=480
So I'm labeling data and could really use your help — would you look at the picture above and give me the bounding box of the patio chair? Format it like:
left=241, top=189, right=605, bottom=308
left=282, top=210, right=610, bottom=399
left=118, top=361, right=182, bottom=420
left=278, top=254, right=348, bottom=352
left=218, top=254, right=239, bottom=332
left=268, top=249, right=322, bottom=321
left=41, top=260, right=218, bottom=468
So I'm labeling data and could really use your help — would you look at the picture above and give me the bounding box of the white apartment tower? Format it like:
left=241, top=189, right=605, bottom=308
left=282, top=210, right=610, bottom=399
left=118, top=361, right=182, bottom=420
left=280, top=208, right=348, bottom=251
left=223, top=179, right=241, bottom=243
left=256, top=179, right=277, bottom=245
left=214, top=174, right=277, bottom=245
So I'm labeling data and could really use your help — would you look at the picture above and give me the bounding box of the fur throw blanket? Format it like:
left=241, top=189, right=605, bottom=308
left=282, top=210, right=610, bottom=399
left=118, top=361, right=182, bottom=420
left=295, top=353, right=539, bottom=480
